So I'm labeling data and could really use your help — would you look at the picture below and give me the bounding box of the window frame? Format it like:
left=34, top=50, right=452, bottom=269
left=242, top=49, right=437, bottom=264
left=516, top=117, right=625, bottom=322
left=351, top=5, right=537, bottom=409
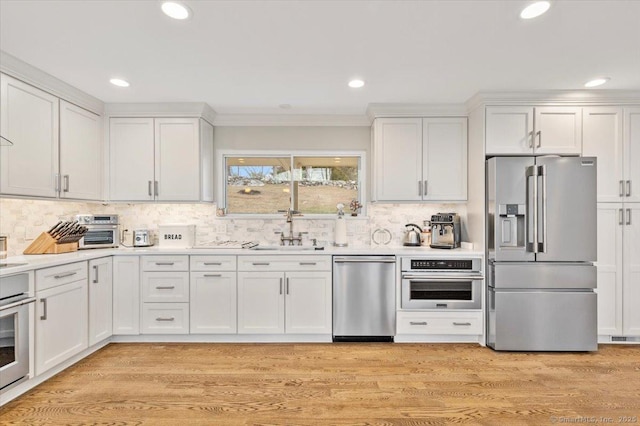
left=216, top=149, right=367, bottom=218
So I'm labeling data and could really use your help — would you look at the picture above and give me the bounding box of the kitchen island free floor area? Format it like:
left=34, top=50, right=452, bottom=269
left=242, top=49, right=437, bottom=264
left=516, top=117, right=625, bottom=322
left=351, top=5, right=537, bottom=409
left=1, top=344, right=638, bottom=425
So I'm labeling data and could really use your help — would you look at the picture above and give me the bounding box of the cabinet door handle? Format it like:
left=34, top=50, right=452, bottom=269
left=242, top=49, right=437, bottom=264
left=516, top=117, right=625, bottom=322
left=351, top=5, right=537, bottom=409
left=453, top=322, right=472, bottom=326
left=148, top=180, right=152, bottom=196
left=54, top=173, right=60, bottom=192
left=279, top=278, right=283, bottom=295
left=155, top=262, right=175, bottom=266
left=528, top=131, right=534, bottom=148
left=286, top=277, right=290, bottom=295
left=54, top=272, right=77, bottom=279
left=155, top=286, right=175, bottom=290
left=620, top=180, right=625, bottom=197
left=627, top=209, right=632, bottom=226
left=253, top=262, right=270, bottom=266
left=627, top=180, right=632, bottom=197
left=93, top=265, right=99, bottom=284
left=619, top=208, right=624, bottom=225
left=40, top=298, right=47, bottom=320
left=418, top=180, right=423, bottom=197
left=536, top=130, right=541, bottom=148
left=299, top=262, right=316, bottom=266
left=424, top=180, right=428, bottom=196
left=154, top=180, right=159, bottom=197
left=63, top=175, right=70, bottom=192
left=204, top=274, right=222, bottom=278
left=410, top=321, right=427, bottom=326
left=204, top=262, right=222, bottom=266
left=156, top=317, right=175, bottom=322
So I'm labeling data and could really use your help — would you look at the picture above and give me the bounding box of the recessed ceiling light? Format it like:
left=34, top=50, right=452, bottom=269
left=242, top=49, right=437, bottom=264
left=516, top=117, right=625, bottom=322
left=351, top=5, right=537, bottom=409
left=520, top=1, right=551, bottom=19
left=348, top=79, right=365, bottom=88
left=161, top=1, right=191, bottom=20
left=584, top=77, right=611, bottom=88
left=109, top=78, right=130, bottom=87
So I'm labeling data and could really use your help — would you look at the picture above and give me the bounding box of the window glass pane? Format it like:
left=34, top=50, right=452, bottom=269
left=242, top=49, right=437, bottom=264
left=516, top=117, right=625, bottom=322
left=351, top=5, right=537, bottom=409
left=226, top=157, right=291, bottom=214
left=293, top=156, right=360, bottom=214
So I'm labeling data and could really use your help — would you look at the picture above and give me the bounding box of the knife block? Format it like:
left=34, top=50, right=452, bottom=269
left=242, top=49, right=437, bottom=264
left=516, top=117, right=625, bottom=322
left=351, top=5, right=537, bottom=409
left=23, top=232, right=78, bottom=255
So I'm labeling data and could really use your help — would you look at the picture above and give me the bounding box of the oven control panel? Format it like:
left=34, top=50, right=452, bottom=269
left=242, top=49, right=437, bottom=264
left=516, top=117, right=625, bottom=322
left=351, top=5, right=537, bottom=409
left=76, top=214, right=119, bottom=225
left=409, top=259, right=473, bottom=270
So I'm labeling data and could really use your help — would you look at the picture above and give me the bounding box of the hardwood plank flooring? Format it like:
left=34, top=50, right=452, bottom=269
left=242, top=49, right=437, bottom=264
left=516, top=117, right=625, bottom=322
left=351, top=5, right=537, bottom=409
left=1, top=343, right=639, bottom=425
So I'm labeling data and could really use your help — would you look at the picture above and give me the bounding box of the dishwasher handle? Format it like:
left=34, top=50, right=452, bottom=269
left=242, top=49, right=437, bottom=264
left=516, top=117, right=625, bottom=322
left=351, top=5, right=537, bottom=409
left=334, top=257, right=396, bottom=263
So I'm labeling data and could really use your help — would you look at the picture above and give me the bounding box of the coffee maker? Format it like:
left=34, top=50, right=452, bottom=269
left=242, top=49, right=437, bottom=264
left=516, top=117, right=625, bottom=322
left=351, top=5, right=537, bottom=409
left=430, top=213, right=461, bottom=249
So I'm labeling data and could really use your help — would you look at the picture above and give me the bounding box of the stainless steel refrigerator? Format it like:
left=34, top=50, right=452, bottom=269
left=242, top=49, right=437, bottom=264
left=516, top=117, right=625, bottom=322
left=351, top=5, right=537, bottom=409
left=486, top=156, right=598, bottom=351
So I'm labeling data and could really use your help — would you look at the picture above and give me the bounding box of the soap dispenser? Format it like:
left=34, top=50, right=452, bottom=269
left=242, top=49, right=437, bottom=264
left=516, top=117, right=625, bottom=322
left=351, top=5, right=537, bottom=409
left=334, top=203, right=348, bottom=247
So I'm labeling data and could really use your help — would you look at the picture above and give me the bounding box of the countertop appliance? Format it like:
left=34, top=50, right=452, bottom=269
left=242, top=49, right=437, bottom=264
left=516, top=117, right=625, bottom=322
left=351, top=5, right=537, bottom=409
left=76, top=214, right=119, bottom=249
left=332, top=255, right=396, bottom=342
left=403, top=224, right=422, bottom=246
left=1, top=273, right=35, bottom=392
left=133, top=229, right=152, bottom=247
left=486, top=156, right=597, bottom=351
left=430, top=213, right=461, bottom=249
left=400, top=257, right=483, bottom=310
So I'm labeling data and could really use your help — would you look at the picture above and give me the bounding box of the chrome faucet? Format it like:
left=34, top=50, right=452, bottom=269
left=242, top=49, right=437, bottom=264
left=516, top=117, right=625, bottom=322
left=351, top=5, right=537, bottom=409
left=275, top=208, right=307, bottom=246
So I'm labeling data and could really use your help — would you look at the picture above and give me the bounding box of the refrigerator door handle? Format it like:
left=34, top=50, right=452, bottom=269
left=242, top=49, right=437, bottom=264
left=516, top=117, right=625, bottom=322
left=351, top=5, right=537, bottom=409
left=539, top=165, right=547, bottom=253
left=525, top=165, right=538, bottom=253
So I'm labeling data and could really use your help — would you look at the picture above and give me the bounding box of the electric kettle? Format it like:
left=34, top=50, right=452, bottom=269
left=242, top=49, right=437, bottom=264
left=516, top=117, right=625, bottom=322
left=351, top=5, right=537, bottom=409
left=403, top=223, right=423, bottom=246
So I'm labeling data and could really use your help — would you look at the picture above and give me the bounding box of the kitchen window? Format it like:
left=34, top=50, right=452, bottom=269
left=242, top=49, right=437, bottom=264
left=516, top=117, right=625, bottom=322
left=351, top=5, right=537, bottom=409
left=221, top=153, right=364, bottom=215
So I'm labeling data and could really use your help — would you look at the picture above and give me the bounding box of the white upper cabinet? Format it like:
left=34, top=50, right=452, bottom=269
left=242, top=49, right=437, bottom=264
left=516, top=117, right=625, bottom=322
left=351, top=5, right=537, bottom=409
left=1, top=73, right=59, bottom=197
left=624, top=107, right=640, bottom=203
left=59, top=100, right=102, bottom=200
left=373, top=117, right=467, bottom=202
left=485, top=106, right=582, bottom=155
left=109, top=117, right=213, bottom=202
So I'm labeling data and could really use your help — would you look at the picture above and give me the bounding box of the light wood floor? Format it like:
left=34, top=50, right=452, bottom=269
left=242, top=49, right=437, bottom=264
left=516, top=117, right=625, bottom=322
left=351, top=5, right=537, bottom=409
left=1, top=343, right=639, bottom=425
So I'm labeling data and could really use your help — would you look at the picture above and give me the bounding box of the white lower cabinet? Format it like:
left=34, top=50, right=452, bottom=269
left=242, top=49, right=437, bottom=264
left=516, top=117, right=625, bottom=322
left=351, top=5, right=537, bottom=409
left=88, top=257, right=113, bottom=346
left=35, top=262, right=88, bottom=376
left=190, top=271, right=237, bottom=334
left=237, top=256, right=332, bottom=335
left=112, top=256, right=140, bottom=335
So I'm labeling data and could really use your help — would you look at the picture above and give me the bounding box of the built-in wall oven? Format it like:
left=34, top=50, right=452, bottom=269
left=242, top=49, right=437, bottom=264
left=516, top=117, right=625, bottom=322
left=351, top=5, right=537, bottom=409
left=1, top=273, right=35, bottom=392
left=76, top=214, right=119, bottom=249
left=401, top=257, right=483, bottom=310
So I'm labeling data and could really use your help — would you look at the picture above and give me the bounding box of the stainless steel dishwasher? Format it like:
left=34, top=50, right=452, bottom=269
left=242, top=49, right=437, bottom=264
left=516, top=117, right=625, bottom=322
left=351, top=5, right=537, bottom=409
left=332, top=255, right=396, bottom=342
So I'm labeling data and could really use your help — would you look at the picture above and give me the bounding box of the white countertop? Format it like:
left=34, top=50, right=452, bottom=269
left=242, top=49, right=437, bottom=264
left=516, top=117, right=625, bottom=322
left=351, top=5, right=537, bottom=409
left=0, top=244, right=483, bottom=276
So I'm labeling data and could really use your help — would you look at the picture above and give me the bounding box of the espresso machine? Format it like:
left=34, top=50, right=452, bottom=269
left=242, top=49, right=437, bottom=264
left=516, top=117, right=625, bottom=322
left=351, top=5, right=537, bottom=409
left=430, top=213, right=461, bottom=249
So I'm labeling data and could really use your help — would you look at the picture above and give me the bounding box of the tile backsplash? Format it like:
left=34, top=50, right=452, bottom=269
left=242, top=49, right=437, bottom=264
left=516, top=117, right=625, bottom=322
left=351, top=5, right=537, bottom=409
left=0, top=198, right=467, bottom=257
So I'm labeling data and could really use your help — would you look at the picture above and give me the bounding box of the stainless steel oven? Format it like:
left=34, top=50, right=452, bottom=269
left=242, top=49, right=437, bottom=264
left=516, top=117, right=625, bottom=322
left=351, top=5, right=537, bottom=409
left=401, top=257, right=483, bottom=309
left=1, top=273, right=35, bottom=392
left=76, top=214, right=119, bottom=249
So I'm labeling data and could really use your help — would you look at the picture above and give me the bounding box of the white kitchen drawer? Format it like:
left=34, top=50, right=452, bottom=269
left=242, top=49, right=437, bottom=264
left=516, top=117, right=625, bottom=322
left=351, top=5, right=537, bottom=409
left=396, top=311, right=483, bottom=335
left=141, top=272, right=189, bottom=302
left=141, top=255, right=189, bottom=272
left=36, top=261, right=88, bottom=292
left=190, top=255, right=237, bottom=271
left=237, top=255, right=331, bottom=272
left=141, top=303, right=189, bottom=334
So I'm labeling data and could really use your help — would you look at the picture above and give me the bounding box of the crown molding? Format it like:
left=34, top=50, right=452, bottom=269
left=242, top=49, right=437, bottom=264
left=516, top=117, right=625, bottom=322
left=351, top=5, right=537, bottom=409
left=104, top=102, right=217, bottom=124
left=366, top=103, right=468, bottom=121
left=466, top=90, right=640, bottom=112
left=212, top=113, right=370, bottom=127
left=0, top=50, right=104, bottom=115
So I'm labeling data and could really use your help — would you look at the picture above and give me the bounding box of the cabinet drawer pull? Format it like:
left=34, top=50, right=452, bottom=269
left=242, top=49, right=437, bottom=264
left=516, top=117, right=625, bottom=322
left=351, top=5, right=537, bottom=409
left=453, top=322, right=472, bottom=326
left=204, top=262, right=222, bottom=266
left=299, top=262, right=317, bottom=266
left=40, top=298, right=47, bottom=321
left=156, top=317, right=175, bottom=322
left=93, top=265, right=99, bottom=284
left=204, top=274, right=222, bottom=278
left=253, top=262, right=270, bottom=266
left=54, top=272, right=77, bottom=279
left=155, top=262, right=175, bottom=266
left=155, top=286, right=175, bottom=290
left=410, top=321, right=427, bottom=326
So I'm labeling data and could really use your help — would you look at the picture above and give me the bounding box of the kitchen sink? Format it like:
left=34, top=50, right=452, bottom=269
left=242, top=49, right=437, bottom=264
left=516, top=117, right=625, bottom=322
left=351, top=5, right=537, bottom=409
left=251, top=245, right=324, bottom=251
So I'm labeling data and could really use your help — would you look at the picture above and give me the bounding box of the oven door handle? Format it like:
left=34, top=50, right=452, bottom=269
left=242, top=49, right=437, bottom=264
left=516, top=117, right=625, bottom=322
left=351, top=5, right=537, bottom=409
left=0, top=297, right=36, bottom=312
left=402, top=274, right=484, bottom=281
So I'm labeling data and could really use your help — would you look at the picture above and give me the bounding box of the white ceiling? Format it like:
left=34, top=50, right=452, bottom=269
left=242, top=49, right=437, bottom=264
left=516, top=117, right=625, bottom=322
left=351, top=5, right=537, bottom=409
left=1, top=0, right=639, bottom=115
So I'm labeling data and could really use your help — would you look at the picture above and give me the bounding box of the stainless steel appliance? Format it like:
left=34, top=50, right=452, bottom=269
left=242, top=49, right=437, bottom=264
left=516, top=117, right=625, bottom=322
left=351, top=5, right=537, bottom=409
left=76, top=214, right=119, bottom=249
left=133, top=229, right=152, bottom=247
left=402, top=224, right=422, bottom=246
left=401, top=257, right=483, bottom=309
left=333, top=256, right=396, bottom=341
left=1, top=273, right=35, bottom=392
left=486, top=156, right=598, bottom=351
left=430, top=213, right=461, bottom=249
